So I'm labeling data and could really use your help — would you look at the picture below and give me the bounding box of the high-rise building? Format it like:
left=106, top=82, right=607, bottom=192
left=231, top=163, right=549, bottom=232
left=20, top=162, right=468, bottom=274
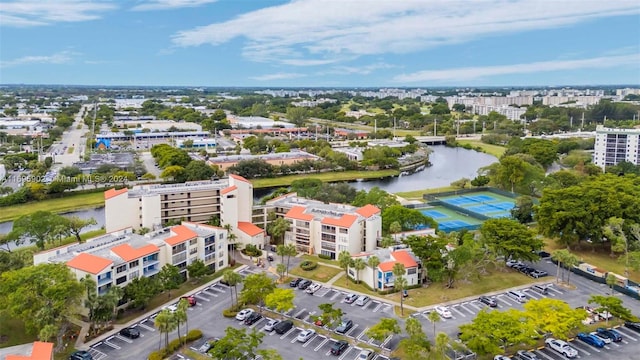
left=593, top=126, right=640, bottom=169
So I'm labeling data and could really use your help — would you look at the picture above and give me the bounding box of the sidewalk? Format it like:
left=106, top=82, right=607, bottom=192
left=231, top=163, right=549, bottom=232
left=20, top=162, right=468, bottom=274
left=79, top=265, right=248, bottom=350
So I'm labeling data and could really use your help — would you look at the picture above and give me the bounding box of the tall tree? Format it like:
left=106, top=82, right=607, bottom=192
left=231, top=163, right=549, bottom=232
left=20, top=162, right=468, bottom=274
left=268, top=217, right=290, bottom=246
left=404, top=317, right=431, bottom=358
left=551, top=249, right=571, bottom=283
left=222, top=269, right=243, bottom=308
left=210, top=327, right=265, bottom=360
left=284, top=243, right=297, bottom=276
left=154, top=309, right=177, bottom=349
left=264, top=288, right=295, bottom=313
left=338, top=251, right=353, bottom=286
left=313, top=303, right=344, bottom=328
left=9, top=211, right=67, bottom=249
left=64, top=216, right=97, bottom=243
left=352, top=187, right=399, bottom=210
left=523, top=298, right=587, bottom=340
left=286, top=107, right=308, bottom=127
left=480, top=218, right=542, bottom=262
left=367, top=255, right=380, bottom=291
left=240, top=273, right=276, bottom=312
left=187, top=259, right=209, bottom=281
left=427, top=310, right=441, bottom=338
left=588, top=295, right=635, bottom=324
left=175, top=298, right=189, bottom=344
left=459, top=309, right=536, bottom=356
left=393, top=263, right=408, bottom=316
left=352, top=257, right=366, bottom=284
left=158, top=264, right=183, bottom=298
left=124, top=276, right=158, bottom=309
left=366, top=318, right=401, bottom=344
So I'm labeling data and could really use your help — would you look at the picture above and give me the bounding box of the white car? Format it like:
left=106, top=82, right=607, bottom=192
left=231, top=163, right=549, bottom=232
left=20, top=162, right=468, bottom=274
left=235, top=308, right=254, bottom=321
left=434, top=306, right=452, bottom=319
left=355, top=295, right=370, bottom=306
left=305, top=283, right=322, bottom=294
left=264, top=318, right=280, bottom=332
left=545, top=338, right=578, bottom=358
left=494, top=356, right=510, bottom=360
left=590, top=331, right=612, bottom=344
left=296, top=329, right=316, bottom=343
left=357, top=349, right=376, bottom=360
left=163, top=304, right=178, bottom=313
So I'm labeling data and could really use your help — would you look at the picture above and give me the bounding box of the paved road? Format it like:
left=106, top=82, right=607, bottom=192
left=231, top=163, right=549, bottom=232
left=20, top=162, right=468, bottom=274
left=49, top=104, right=90, bottom=170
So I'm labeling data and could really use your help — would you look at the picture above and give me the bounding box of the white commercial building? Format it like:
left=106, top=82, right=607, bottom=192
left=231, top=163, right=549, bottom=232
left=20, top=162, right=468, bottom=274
left=593, top=126, right=640, bottom=169
left=34, top=222, right=228, bottom=295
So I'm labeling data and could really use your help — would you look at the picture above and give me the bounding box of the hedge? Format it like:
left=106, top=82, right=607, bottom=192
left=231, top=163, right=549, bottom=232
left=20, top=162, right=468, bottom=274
left=147, top=328, right=203, bottom=360
left=300, top=260, right=318, bottom=271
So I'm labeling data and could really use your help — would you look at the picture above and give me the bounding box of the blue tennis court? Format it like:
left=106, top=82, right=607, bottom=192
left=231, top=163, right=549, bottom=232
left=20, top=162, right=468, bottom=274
left=442, top=197, right=476, bottom=206
left=490, top=202, right=515, bottom=211
left=462, top=194, right=495, bottom=202
left=421, top=210, right=448, bottom=219
left=439, top=220, right=473, bottom=231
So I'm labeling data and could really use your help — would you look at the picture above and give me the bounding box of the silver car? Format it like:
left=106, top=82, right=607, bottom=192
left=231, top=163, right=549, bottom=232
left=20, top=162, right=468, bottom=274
left=264, top=318, right=280, bottom=332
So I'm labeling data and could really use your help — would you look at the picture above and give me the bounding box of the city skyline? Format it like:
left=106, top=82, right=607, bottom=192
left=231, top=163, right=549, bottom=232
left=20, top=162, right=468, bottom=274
left=1, top=0, right=639, bottom=87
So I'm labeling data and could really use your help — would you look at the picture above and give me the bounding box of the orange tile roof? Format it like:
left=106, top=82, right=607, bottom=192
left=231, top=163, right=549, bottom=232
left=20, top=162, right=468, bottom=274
left=391, top=250, right=418, bottom=268
left=104, top=187, right=128, bottom=200
left=165, top=225, right=198, bottom=246
left=111, top=243, right=159, bottom=262
left=6, top=341, right=54, bottom=360
left=355, top=204, right=381, bottom=218
left=238, top=222, right=265, bottom=237
left=66, top=253, right=113, bottom=275
left=230, top=174, right=251, bottom=184
left=285, top=206, right=314, bottom=221
left=378, top=261, right=396, bottom=272
left=221, top=185, right=237, bottom=195
left=183, top=222, right=224, bottom=230
left=321, top=214, right=358, bottom=228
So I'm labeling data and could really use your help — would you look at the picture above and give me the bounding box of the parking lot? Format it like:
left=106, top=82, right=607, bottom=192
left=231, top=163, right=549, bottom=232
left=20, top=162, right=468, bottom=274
left=85, top=259, right=640, bottom=360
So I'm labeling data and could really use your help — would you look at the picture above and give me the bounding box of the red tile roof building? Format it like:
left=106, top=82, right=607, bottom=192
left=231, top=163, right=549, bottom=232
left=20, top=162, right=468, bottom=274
left=349, top=248, right=421, bottom=291
left=5, top=341, right=54, bottom=360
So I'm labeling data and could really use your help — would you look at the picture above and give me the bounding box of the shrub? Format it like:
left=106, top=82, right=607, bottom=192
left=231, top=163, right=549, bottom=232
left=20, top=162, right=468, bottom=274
left=186, top=329, right=203, bottom=341
left=318, top=254, right=333, bottom=260
left=300, top=260, right=317, bottom=271
left=223, top=308, right=239, bottom=318
left=242, top=244, right=263, bottom=257
left=148, top=351, right=164, bottom=360
left=168, top=338, right=182, bottom=352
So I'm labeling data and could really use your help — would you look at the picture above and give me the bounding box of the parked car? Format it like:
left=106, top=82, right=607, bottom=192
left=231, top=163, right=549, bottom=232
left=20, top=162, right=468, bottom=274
left=506, top=260, right=523, bottom=268
left=597, top=327, right=622, bottom=342
left=296, top=329, right=316, bottom=343
left=119, top=327, right=140, bottom=339
left=235, top=308, right=254, bottom=321
left=516, top=350, right=539, bottom=360
left=244, top=312, right=263, bottom=325
left=357, top=349, right=376, bottom=360
left=290, top=277, right=302, bottom=287
left=198, top=337, right=219, bottom=353
left=528, top=269, right=548, bottom=278
left=479, top=296, right=497, bottom=307
left=264, top=318, right=281, bottom=332
left=536, top=250, right=551, bottom=258
left=590, top=331, right=612, bottom=344
left=344, top=293, right=358, bottom=304
left=69, top=351, right=93, bottom=360
left=298, top=279, right=312, bottom=290
left=274, top=319, right=294, bottom=334
left=494, top=356, right=510, bottom=360
left=330, top=340, right=349, bottom=355
left=163, top=304, right=178, bottom=313
left=180, top=295, right=197, bottom=306
left=625, top=321, right=640, bottom=333
left=434, top=306, right=452, bottom=319
left=335, top=319, right=354, bottom=334
left=306, top=283, right=322, bottom=294
left=355, top=295, right=370, bottom=306
left=531, top=284, right=549, bottom=295
left=267, top=254, right=274, bottom=261
left=577, top=332, right=605, bottom=348
left=545, top=338, right=578, bottom=358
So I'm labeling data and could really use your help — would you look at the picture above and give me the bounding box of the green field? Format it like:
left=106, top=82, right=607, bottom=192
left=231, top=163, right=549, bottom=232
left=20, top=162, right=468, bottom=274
left=288, top=264, right=342, bottom=283
left=457, top=139, right=506, bottom=158
left=0, top=192, right=105, bottom=223
left=394, top=186, right=457, bottom=201
left=250, top=169, right=399, bottom=189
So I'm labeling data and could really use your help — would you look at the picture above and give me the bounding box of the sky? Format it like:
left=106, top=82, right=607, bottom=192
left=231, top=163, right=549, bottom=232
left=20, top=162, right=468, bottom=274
left=1, top=0, right=639, bottom=87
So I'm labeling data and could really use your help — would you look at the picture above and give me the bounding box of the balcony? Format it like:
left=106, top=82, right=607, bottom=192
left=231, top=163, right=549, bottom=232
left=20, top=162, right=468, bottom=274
left=97, top=275, right=113, bottom=287
left=143, top=266, right=160, bottom=277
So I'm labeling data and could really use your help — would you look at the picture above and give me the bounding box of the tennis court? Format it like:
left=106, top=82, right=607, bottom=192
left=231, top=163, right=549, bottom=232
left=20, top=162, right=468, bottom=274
left=419, top=205, right=483, bottom=232
left=438, top=190, right=516, bottom=219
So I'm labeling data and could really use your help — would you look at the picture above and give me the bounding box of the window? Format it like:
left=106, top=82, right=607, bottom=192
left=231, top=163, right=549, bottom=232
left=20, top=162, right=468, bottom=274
left=116, top=264, right=127, bottom=273
left=190, top=238, right=197, bottom=246
left=219, top=260, right=224, bottom=268
left=129, top=270, right=139, bottom=279
left=116, top=276, right=127, bottom=285
left=129, top=260, right=139, bottom=268
left=407, top=268, right=417, bottom=275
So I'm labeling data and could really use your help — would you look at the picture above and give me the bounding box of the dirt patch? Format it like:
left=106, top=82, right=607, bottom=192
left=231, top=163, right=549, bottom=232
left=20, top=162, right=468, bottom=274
left=0, top=335, right=8, bottom=344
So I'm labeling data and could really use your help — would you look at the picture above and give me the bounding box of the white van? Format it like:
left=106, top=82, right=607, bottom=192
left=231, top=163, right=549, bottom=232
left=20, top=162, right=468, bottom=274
left=507, top=290, right=527, bottom=303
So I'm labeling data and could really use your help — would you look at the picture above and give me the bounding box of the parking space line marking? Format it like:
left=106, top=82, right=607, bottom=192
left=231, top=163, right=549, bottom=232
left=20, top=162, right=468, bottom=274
left=104, top=338, right=121, bottom=350
left=195, top=293, right=212, bottom=301
left=450, top=306, right=466, bottom=317
left=534, top=350, right=556, bottom=360
left=315, top=336, right=329, bottom=351
left=280, top=327, right=296, bottom=340
left=302, top=334, right=318, bottom=347
left=546, top=286, right=563, bottom=295
left=294, top=308, right=307, bottom=318
left=496, top=295, right=513, bottom=305
left=116, top=335, right=133, bottom=343
left=357, top=327, right=369, bottom=341
left=323, top=340, right=336, bottom=355
left=382, top=334, right=393, bottom=348
left=460, top=304, right=477, bottom=315
left=138, top=323, right=155, bottom=331
left=615, top=327, right=638, bottom=341
left=346, top=324, right=359, bottom=338
left=382, top=304, right=391, bottom=312
left=202, top=290, right=218, bottom=298
left=372, top=302, right=383, bottom=312
left=338, top=346, right=353, bottom=360
left=573, top=341, right=598, bottom=353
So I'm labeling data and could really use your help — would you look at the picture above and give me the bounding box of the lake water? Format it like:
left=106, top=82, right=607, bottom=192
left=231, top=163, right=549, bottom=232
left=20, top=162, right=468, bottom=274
left=0, top=207, right=105, bottom=241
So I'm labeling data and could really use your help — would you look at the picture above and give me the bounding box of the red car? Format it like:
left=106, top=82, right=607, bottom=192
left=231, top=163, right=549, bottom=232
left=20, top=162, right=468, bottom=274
left=180, top=295, right=197, bottom=306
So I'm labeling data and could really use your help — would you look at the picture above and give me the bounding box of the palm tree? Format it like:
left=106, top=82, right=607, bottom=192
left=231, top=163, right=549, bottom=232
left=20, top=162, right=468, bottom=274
left=223, top=270, right=243, bottom=308
left=430, top=332, right=452, bottom=360
left=564, top=252, right=580, bottom=286
left=368, top=256, right=380, bottom=291
left=393, top=263, right=407, bottom=316
left=154, top=309, right=176, bottom=349
left=224, top=224, right=237, bottom=260
left=284, top=244, right=297, bottom=276
left=380, top=235, right=396, bottom=248
left=551, top=250, right=567, bottom=284
left=276, top=244, right=287, bottom=264
left=338, top=251, right=353, bottom=285
left=352, top=258, right=366, bottom=284
left=175, top=298, right=189, bottom=344
left=427, top=311, right=441, bottom=338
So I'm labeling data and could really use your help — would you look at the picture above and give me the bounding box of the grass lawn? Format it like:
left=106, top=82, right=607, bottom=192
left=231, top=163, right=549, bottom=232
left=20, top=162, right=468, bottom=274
left=0, top=192, right=105, bottom=222
left=333, top=277, right=378, bottom=297
left=543, top=238, right=640, bottom=283
left=67, top=147, right=75, bottom=154
left=250, top=170, right=400, bottom=189
left=288, top=264, right=342, bottom=283
left=0, top=313, right=36, bottom=348
left=396, top=269, right=536, bottom=308
left=301, top=254, right=340, bottom=267
left=456, top=139, right=506, bottom=158
left=394, top=186, right=457, bottom=201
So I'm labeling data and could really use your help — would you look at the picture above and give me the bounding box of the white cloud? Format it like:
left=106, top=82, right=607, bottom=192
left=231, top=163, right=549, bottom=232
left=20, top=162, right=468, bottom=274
left=0, top=0, right=115, bottom=27
left=1, top=50, right=79, bottom=68
left=393, top=54, right=640, bottom=83
left=171, top=0, right=640, bottom=66
left=131, top=0, right=217, bottom=11
left=326, top=62, right=397, bottom=75
left=249, top=73, right=306, bottom=81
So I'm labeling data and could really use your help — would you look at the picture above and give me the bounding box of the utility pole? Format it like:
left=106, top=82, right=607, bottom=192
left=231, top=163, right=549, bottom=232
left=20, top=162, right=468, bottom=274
left=434, top=118, right=437, bottom=136
left=570, top=116, right=573, bottom=130
left=393, top=117, right=396, bottom=140
left=581, top=112, right=585, bottom=130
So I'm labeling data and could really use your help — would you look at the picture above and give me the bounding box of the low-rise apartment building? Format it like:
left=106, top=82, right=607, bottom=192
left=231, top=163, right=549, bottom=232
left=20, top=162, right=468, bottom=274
left=593, top=125, right=640, bottom=169
left=207, top=150, right=320, bottom=171
left=349, top=248, right=421, bottom=291
left=34, top=222, right=228, bottom=295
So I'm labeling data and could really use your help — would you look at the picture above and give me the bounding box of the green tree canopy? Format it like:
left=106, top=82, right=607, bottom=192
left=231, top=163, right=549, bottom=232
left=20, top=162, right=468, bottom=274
left=480, top=218, right=542, bottom=262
